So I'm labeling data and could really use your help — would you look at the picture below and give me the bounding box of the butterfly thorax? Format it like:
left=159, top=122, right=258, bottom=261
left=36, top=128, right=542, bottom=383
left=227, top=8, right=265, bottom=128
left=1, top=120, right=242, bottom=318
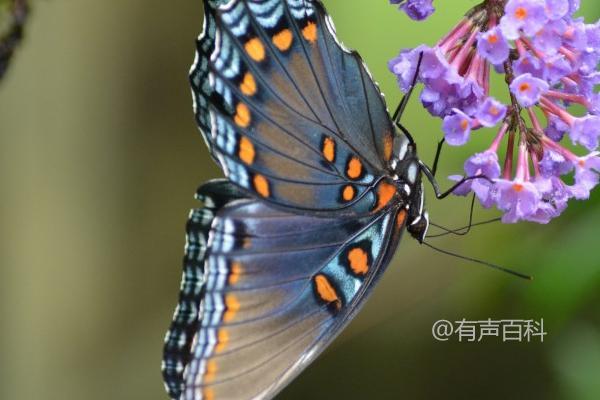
left=390, top=133, right=429, bottom=243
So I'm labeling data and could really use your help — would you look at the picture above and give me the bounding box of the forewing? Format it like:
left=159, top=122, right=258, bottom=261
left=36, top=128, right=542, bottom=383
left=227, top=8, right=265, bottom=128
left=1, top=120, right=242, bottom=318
left=191, top=0, right=398, bottom=215
left=174, top=187, right=407, bottom=400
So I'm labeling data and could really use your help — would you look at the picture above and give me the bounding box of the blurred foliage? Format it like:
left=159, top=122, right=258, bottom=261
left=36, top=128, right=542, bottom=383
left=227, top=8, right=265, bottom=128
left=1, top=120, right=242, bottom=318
left=0, top=1, right=599, bottom=400
left=0, top=0, right=27, bottom=80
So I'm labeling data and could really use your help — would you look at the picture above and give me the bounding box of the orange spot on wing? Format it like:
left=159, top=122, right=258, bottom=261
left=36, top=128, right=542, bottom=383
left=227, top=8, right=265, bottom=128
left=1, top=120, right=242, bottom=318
left=253, top=174, right=270, bottom=197
left=240, top=72, right=257, bottom=96
left=238, top=136, right=255, bottom=165
left=273, top=29, right=293, bottom=51
left=234, top=103, right=251, bottom=128
left=346, top=157, right=363, bottom=180
left=228, top=262, right=242, bottom=285
left=302, top=22, right=318, bottom=43
left=223, top=294, right=240, bottom=322
left=348, top=247, right=369, bottom=276
left=342, top=185, right=356, bottom=202
left=203, top=388, right=215, bottom=400
left=204, top=360, right=217, bottom=384
left=314, top=274, right=341, bottom=310
left=245, top=37, right=266, bottom=62
left=322, top=136, right=335, bottom=162
left=373, top=181, right=397, bottom=212
left=215, top=329, right=229, bottom=353
left=383, top=132, right=393, bottom=161
left=396, top=209, right=408, bottom=229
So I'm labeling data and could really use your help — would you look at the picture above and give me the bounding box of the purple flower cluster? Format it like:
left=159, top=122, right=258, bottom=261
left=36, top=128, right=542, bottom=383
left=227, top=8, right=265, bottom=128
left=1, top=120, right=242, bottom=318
left=390, top=0, right=435, bottom=21
left=389, top=0, right=600, bottom=224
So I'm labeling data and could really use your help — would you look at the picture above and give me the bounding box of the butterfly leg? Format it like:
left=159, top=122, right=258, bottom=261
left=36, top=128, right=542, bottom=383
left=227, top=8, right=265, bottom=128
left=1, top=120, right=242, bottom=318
left=392, top=51, right=424, bottom=147
left=419, top=160, right=493, bottom=200
left=392, top=52, right=424, bottom=124
left=431, top=138, right=445, bottom=177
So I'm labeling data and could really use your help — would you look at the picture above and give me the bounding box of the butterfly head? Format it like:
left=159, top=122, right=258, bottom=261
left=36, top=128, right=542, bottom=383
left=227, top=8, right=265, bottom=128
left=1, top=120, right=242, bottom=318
left=390, top=134, right=429, bottom=243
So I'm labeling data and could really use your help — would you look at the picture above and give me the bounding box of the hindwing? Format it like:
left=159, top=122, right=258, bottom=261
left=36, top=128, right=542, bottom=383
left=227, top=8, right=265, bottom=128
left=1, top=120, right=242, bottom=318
left=162, top=180, right=248, bottom=399
left=164, top=181, right=407, bottom=400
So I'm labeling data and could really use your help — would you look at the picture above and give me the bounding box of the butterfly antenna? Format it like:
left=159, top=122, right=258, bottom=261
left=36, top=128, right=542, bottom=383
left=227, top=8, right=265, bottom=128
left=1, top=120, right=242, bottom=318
left=427, top=194, right=501, bottom=238
left=422, top=241, right=532, bottom=280
left=392, top=51, right=424, bottom=123
left=429, top=194, right=477, bottom=237
left=428, top=218, right=502, bottom=238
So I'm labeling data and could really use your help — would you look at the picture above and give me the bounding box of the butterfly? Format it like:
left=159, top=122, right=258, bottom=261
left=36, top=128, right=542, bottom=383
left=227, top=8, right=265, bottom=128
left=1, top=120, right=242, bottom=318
left=162, top=0, right=438, bottom=399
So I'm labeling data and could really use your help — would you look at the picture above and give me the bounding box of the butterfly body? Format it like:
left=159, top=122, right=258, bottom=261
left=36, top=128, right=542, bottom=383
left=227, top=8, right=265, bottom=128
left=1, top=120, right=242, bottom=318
left=163, top=1, right=429, bottom=399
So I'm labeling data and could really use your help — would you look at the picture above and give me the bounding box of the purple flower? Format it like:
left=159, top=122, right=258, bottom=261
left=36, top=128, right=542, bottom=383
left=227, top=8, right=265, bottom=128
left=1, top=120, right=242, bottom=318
left=465, top=151, right=501, bottom=207
left=388, top=0, right=600, bottom=224
left=513, top=54, right=545, bottom=79
left=570, top=115, right=600, bottom=151
left=587, top=93, right=600, bottom=115
left=390, top=0, right=435, bottom=21
left=510, top=73, right=549, bottom=107
left=570, top=0, right=581, bottom=14
left=532, top=21, right=566, bottom=55
left=442, top=110, right=473, bottom=146
left=501, top=0, right=548, bottom=40
left=388, top=46, right=427, bottom=92
left=544, top=115, right=569, bottom=142
left=544, top=0, right=570, bottom=21
left=539, top=149, right=573, bottom=178
left=420, top=47, right=448, bottom=80
left=448, top=175, right=472, bottom=196
left=564, top=19, right=588, bottom=52
left=526, top=177, right=570, bottom=223
left=543, top=54, right=573, bottom=84
left=495, top=179, right=541, bottom=223
left=475, top=98, right=507, bottom=127
left=390, top=24, right=490, bottom=119
left=465, top=151, right=502, bottom=180
left=571, top=153, right=600, bottom=199
left=420, top=73, right=465, bottom=117
left=448, top=151, right=502, bottom=208
left=477, top=26, right=510, bottom=65
left=457, top=77, right=486, bottom=116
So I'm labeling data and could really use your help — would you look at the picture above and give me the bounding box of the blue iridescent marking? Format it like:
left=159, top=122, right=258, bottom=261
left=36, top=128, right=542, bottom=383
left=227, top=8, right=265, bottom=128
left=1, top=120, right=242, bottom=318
left=321, top=213, right=391, bottom=302
left=288, top=0, right=315, bottom=19
left=250, top=1, right=284, bottom=29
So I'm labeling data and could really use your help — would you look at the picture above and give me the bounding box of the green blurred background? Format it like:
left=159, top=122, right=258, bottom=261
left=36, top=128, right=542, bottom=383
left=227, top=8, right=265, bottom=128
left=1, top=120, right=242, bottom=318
left=1, top=1, right=599, bottom=399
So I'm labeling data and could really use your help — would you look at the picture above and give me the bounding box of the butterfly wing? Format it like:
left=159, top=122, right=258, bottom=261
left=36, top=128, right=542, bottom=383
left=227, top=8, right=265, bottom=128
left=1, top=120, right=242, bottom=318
left=167, top=1, right=413, bottom=398
left=163, top=180, right=249, bottom=399
left=191, top=0, right=399, bottom=215
left=164, top=180, right=407, bottom=400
